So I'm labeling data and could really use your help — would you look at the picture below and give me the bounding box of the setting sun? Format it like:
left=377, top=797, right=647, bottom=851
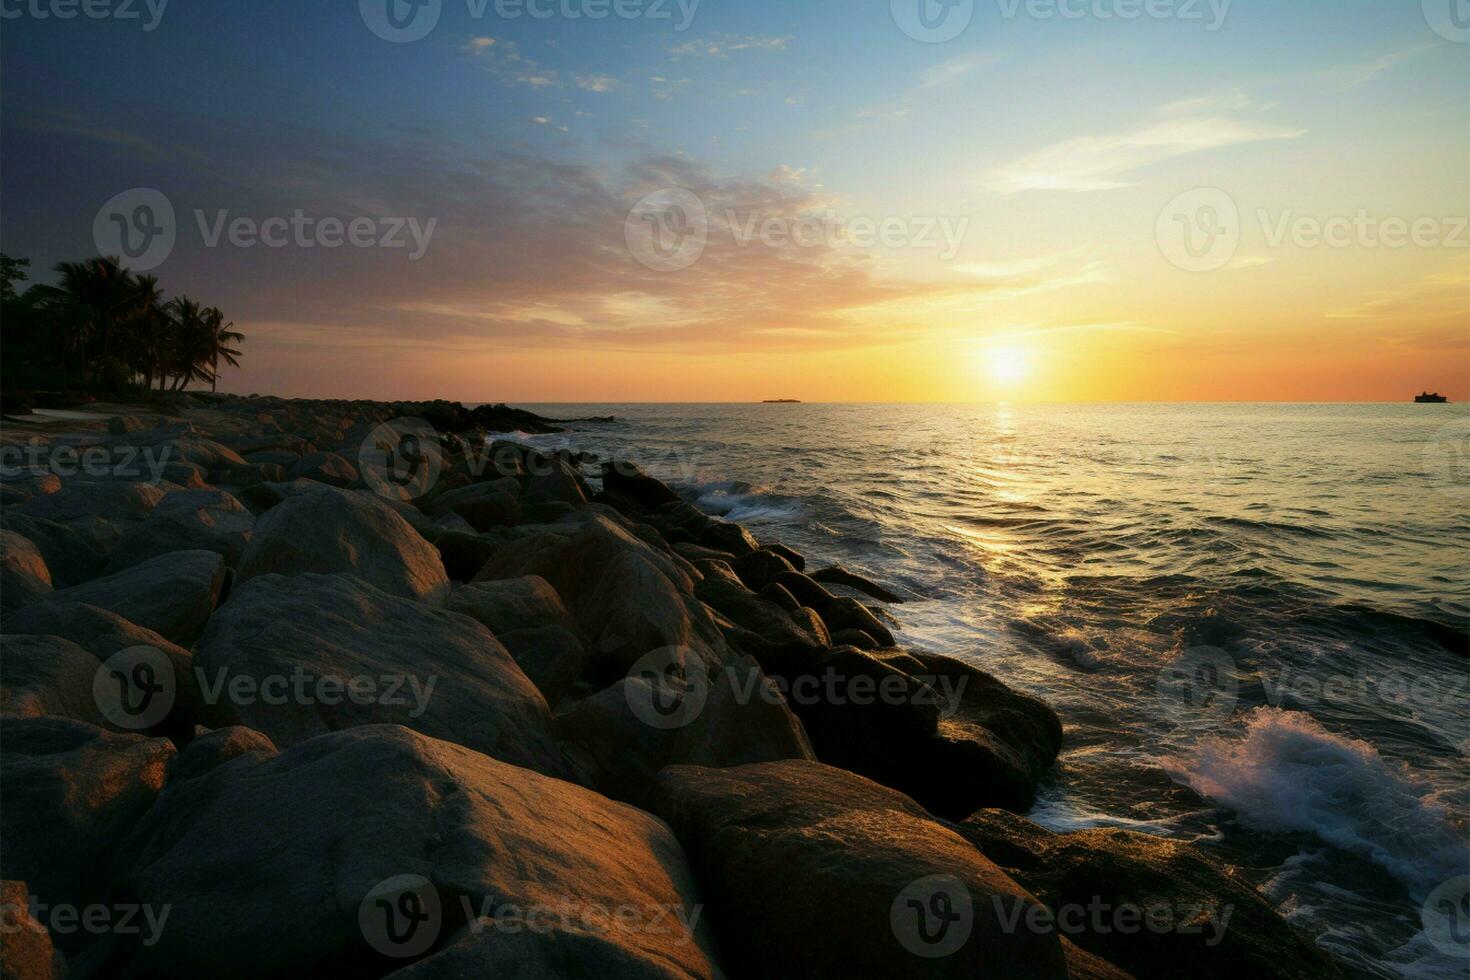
left=987, top=347, right=1030, bottom=386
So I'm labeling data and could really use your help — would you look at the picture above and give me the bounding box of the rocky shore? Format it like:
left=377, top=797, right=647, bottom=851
left=0, top=395, right=1344, bottom=978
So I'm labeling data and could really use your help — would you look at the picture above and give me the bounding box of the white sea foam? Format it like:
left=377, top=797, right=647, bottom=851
left=1161, top=707, right=1467, bottom=898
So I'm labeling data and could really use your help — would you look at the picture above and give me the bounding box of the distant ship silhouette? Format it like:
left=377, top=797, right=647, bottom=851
left=1415, top=392, right=1449, bottom=403
left=762, top=399, right=801, bottom=404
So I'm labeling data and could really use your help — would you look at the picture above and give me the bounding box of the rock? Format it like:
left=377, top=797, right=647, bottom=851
left=168, top=726, right=278, bottom=781
left=811, top=565, right=905, bottom=603
left=770, top=569, right=836, bottom=609
left=1, top=599, right=202, bottom=738
left=0, top=880, right=67, bottom=980
left=820, top=596, right=897, bottom=647
left=286, top=451, right=359, bottom=487
left=0, top=530, right=52, bottom=610
left=651, top=500, right=712, bottom=536
left=0, top=718, right=174, bottom=922
left=432, top=530, right=497, bottom=583
left=698, top=519, right=759, bottom=556
left=600, top=460, right=681, bottom=509
left=476, top=513, right=728, bottom=679
left=729, top=548, right=797, bottom=591
left=108, top=415, right=147, bottom=435
left=430, top=479, right=522, bottom=522
left=654, top=760, right=1067, bottom=979
left=105, top=489, right=255, bottom=571
left=497, top=625, right=588, bottom=706
left=15, top=481, right=166, bottom=553
left=104, top=725, right=717, bottom=979
left=238, top=484, right=450, bottom=604
left=0, top=635, right=105, bottom=726
left=694, top=561, right=827, bottom=652
left=523, top=457, right=589, bottom=508
left=0, top=514, right=104, bottom=588
left=195, top=573, right=566, bottom=777
left=557, top=654, right=813, bottom=808
left=158, top=461, right=210, bottom=489
left=673, top=541, right=737, bottom=564
left=763, top=541, right=806, bottom=571
left=445, top=575, right=575, bottom=635
left=832, top=628, right=880, bottom=649
left=955, top=809, right=1343, bottom=980
left=46, top=550, right=225, bottom=645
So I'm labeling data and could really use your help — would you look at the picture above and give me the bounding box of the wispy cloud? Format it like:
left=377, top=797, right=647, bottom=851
left=670, top=34, right=793, bottom=59
left=985, top=115, right=1305, bottom=193
left=1320, top=44, right=1433, bottom=90
left=921, top=54, right=993, bottom=89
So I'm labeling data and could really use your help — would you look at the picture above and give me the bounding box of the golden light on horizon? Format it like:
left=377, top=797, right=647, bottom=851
left=986, top=346, right=1031, bottom=386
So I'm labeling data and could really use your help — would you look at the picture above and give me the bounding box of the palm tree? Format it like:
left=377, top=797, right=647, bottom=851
left=34, top=256, right=150, bottom=390
left=201, top=306, right=243, bottom=392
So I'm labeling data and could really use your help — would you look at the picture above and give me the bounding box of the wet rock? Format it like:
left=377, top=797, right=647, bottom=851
left=600, top=460, right=681, bottom=510
left=698, top=519, right=759, bottom=556
left=104, top=725, right=717, bottom=979
left=729, top=548, right=797, bottom=591
left=954, top=809, right=1344, bottom=980
left=195, top=573, right=566, bottom=777
left=832, top=627, right=880, bottom=650
left=763, top=541, right=806, bottom=572
left=820, top=596, right=897, bottom=648
left=811, top=565, right=905, bottom=603
left=654, top=760, right=1067, bottom=979
left=238, top=484, right=450, bottom=604
left=46, top=551, right=225, bottom=645
left=694, top=560, right=827, bottom=651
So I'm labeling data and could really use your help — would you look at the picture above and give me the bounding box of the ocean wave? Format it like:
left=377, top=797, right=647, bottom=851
left=684, top=478, right=806, bottom=523
left=1160, top=707, right=1468, bottom=898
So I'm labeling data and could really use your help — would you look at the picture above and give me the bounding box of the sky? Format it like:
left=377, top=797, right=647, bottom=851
left=2, top=0, right=1467, bottom=402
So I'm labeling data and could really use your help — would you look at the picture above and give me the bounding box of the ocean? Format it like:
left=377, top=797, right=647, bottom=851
left=505, top=402, right=1469, bottom=979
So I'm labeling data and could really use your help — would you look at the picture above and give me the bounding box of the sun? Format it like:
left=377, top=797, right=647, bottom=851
left=987, top=346, right=1029, bottom=385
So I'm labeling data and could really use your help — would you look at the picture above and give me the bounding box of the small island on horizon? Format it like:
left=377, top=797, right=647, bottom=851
left=761, top=399, right=802, bottom=404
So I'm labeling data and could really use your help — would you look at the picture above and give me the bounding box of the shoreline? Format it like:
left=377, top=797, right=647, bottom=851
left=0, top=393, right=1349, bottom=978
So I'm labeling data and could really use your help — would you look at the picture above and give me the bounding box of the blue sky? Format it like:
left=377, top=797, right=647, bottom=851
left=2, top=0, right=1466, bottom=400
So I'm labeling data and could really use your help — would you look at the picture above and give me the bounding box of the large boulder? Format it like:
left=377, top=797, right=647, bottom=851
left=693, top=560, right=827, bottom=651
left=12, top=481, right=165, bottom=559
left=955, top=810, right=1343, bottom=980
left=45, top=550, right=225, bottom=645
left=0, top=513, right=105, bottom=588
left=600, top=460, right=681, bottom=510
left=0, top=880, right=68, bottom=980
left=194, top=573, right=566, bottom=777
left=444, top=575, right=575, bottom=636
left=105, top=489, right=255, bottom=571
left=103, top=725, right=719, bottom=979
left=750, top=646, right=1062, bottom=818
left=0, top=530, right=53, bottom=610
left=654, top=760, right=1068, bottom=979
left=237, top=484, right=450, bottom=603
left=476, top=513, right=729, bottom=679
left=522, top=457, right=589, bottom=508
left=1, top=600, right=202, bottom=739
left=556, top=654, right=813, bottom=808
left=0, top=635, right=106, bottom=726
left=0, top=718, right=174, bottom=925
left=286, top=450, right=359, bottom=487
